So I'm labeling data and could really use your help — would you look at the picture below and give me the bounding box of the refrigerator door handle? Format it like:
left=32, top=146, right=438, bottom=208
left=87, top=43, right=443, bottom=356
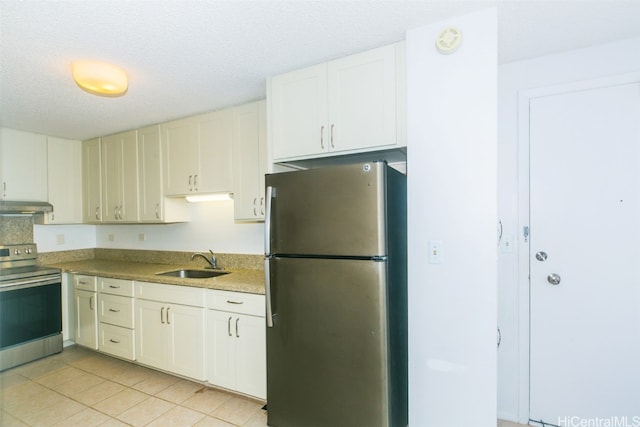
left=265, top=258, right=274, bottom=327
left=264, top=185, right=275, bottom=255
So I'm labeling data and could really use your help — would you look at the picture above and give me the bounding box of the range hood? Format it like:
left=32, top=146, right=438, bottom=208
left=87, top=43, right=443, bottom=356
left=0, top=200, right=53, bottom=214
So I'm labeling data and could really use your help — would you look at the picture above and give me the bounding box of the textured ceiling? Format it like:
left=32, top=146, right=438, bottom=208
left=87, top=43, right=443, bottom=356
left=1, top=0, right=640, bottom=141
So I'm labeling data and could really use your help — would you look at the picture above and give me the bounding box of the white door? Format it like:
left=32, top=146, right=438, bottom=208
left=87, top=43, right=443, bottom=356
left=529, top=82, right=640, bottom=424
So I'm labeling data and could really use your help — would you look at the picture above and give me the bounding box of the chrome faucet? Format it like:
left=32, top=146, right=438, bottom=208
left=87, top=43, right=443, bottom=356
left=190, top=249, right=221, bottom=269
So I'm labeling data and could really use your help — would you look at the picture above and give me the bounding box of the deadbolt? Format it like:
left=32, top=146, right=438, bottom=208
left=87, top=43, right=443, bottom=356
left=547, top=273, right=561, bottom=285
left=535, top=251, right=548, bottom=262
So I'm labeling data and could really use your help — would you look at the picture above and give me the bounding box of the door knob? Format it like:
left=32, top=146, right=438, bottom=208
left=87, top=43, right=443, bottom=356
left=535, top=251, right=548, bottom=261
left=547, top=273, right=561, bottom=285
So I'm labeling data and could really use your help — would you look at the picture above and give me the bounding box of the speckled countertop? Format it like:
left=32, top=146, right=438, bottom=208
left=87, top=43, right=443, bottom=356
left=47, top=259, right=265, bottom=295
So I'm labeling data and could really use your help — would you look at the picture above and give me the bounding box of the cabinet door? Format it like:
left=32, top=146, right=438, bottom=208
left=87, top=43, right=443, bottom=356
left=101, top=130, right=138, bottom=222
left=120, top=130, right=139, bottom=221
left=101, top=133, right=122, bottom=222
left=327, top=43, right=397, bottom=153
left=75, top=289, right=98, bottom=349
left=138, top=125, right=163, bottom=221
left=207, top=309, right=236, bottom=390
left=0, top=128, right=48, bottom=201
left=270, top=63, right=328, bottom=160
left=197, top=110, right=233, bottom=194
left=40, top=137, right=82, bottom=224
left=163, top=118, right=197, bottom=196
left=166, top=304, right=205, bottom=380
left=83, top=138, right=102, bottom=222
left=233, top=100, right=267, bottom=221
left=135, top=299, right=166, bottom=370
left=235, top=313, right=267, bottom=399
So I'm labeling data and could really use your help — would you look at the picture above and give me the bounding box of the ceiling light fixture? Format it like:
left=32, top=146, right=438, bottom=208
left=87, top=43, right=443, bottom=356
left=72, top=60, right=128, bottom=97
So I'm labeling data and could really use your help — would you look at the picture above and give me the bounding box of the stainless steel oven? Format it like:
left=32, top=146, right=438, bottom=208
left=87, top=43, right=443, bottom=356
left=0, top=244, right=62, bottom=371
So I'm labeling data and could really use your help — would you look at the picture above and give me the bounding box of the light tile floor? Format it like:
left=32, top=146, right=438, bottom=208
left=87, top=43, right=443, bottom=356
left=0, top=345, right=267, bottom=426
left=1, top=346, right=530, bottom=427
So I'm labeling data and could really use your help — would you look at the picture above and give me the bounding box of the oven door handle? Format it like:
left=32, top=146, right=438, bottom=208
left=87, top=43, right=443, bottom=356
left=0, top=274, right=62, bottom=291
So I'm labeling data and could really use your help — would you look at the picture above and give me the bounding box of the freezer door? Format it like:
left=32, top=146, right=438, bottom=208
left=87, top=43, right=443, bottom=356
left=266, top=257, right=391, bottom=427
left=265, top=162, right=387, bottom=257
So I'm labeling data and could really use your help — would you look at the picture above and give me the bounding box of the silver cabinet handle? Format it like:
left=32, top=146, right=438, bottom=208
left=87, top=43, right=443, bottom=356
left=89, top=295, right=94, bottom=311
left=235, top=317, right=240, bottom=338
left=547, top=273, right=561, bottom=285
left=155, top=203, right=160, bottom=219
left=2, top=181, right=6, bottom=198
left=227, top=316, right=232, bottom=336
left=226, top=300, right=243, bottom=305
left=265, top=258, right=274, bottom=328
left=253, top=197, right=257, bottom=216
left=193, top=174, right=198, bottom=191
left=330, top=124, right=335, bottom=148
left=260, top=197, right=264, bottom=215
left=114, top=206, right=118, bottom=219
left=320, top=125, right=325, bottom=149
left=110, top=339, right=120, bottom=344
left=78, top=280, right=87, bottom=285
left=161, top=307, right=165, bottom=324
left=96, top=207, right=100, bottom=220
left=109, top=285, right=120, bottom=288
left=50, top=213, right=55, bottom=222
left=188, top=175, right=193, bottom=191
left=166, top=307, right=171, bottom=324
left=108, top=308, right=120, bottom=312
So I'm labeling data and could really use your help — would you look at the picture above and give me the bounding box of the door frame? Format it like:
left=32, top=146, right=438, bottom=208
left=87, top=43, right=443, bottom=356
left=515, top=71, right=640, bottom=424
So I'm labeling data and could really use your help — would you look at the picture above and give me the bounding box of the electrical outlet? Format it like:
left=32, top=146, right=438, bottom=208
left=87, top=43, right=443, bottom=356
left=138, top=233, right=146, bottom=242
left=108, top=234, right=115, bottom=242
left=56, top=234, right=65, bottom=245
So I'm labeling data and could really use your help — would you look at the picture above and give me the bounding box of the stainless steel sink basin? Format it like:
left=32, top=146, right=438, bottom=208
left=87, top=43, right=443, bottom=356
left=156, top=269, right=229, bottom=279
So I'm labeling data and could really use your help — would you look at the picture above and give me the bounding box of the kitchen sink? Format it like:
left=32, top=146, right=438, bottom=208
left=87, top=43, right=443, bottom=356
left=156, top=269, right=229, bottom=279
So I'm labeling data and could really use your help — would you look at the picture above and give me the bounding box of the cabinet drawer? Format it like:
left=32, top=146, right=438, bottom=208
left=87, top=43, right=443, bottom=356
left=99, top=277, right=134, bottom=297
left=99, top=323, right=135, bottom=360
left=135, top=281, right=205, bottom=307
left=207, top=290, right=265, bottom=316
left=99, top=293, right=134, bottom=328
left=74, top=275, right=97, bottom=291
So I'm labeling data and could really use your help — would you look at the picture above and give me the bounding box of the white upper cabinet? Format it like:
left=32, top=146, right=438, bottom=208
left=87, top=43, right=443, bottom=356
left=233, top=100, right=267, bottom=221
left=198, top=109, right=234, bottom=194
left=137, top=125, right=188, bottom=223
left=0, top=128, right=48, bottom=201
left=82, top=138, right=102, bottom=223
left=101, top=130, right=139, bottom=222
left=270, top=42, right=406, bottom=162
left=37, top=137, right=83, bottom=224
left=270, top=64, right=328, bottom=160
left=162, top=110, right=233, bottom=197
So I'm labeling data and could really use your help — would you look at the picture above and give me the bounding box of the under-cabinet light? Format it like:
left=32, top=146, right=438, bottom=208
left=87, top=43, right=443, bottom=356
left=185, top=193, right=234, bottom=203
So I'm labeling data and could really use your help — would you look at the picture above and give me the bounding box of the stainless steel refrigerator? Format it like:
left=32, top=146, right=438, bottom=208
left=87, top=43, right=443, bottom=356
left=264, top=161, right=407, bottom=427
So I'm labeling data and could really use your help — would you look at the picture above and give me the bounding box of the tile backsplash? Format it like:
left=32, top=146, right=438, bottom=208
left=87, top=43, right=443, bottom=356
left=0, top=215, right=33, bottom=244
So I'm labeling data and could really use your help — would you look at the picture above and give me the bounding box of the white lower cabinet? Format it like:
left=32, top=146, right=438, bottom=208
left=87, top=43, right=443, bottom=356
left=98, top=277, right=135, bottom=360
left=73, top=275, right=98, bottom=350
left=135, top=282, right=206, bottom=381
left=207, top=290, right=266, bottom=399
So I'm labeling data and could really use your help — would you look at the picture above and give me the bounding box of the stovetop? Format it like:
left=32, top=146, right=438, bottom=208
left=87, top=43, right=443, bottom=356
left=0, top=243, right=61, bottom=283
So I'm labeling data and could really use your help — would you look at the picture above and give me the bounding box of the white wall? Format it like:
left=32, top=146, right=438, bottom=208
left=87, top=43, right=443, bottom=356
left=34, top=223, right=96, bottom=252
left=407, top=8, right=497, bottom=426
left=497, top=36, right=640, bottom=422
left=34, top=201, right=264, bottom=254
